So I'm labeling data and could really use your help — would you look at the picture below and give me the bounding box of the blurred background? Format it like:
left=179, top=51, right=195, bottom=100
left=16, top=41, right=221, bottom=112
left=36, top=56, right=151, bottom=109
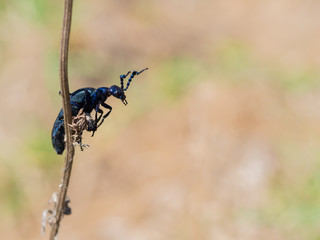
left=1, top=0, right=320, bottom=239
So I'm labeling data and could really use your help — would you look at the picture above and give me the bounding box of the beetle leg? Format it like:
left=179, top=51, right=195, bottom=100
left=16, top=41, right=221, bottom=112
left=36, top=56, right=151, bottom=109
left=87, top=109, right=102, bottom=132
left=89, top=105, right=101, bottom=137
left=94, top=103, right=102, bottom=124
left=96, top=108, right=104, bottom=124
left=90, top=108, right=103, bottom=137
left=96, top=102, right=112, bottom=128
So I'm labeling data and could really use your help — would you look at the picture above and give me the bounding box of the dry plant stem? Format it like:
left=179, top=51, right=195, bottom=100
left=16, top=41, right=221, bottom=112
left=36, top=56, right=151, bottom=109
left=49, top=0, right=74, bottom=239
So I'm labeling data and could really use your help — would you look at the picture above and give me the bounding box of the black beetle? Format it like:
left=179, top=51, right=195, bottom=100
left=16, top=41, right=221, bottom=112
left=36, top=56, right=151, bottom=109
left=51, top=68, right=148, bottom=154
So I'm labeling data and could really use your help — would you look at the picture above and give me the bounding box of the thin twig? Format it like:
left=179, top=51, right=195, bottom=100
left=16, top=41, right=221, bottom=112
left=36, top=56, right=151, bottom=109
left=49, top=0, right=74, bottom=239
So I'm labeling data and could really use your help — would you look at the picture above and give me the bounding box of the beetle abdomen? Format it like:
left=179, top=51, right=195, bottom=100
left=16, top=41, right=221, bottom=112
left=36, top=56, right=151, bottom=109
left=51, top=110, right=65, bottom=155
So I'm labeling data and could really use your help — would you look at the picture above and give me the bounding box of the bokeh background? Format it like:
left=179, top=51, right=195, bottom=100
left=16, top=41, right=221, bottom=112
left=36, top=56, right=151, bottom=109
left=1, top=0, right=320, bottom=239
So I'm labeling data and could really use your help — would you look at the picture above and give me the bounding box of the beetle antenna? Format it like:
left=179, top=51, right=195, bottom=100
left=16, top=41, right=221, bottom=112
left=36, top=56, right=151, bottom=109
left=123, top=68, right=148, bottom=91
left=120, top=71, right=131, bottom=90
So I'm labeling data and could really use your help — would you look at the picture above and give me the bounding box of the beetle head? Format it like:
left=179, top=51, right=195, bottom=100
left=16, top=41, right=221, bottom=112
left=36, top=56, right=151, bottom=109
left=108, top=85, right=128, bottom=105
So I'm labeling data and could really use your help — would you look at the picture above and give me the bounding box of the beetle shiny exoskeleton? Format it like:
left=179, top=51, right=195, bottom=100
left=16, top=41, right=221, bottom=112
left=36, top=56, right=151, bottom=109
left=51, top=68, right=148, bottom=154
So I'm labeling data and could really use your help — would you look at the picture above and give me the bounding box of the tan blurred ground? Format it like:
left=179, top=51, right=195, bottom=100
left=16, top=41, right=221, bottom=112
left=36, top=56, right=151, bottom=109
left=0, top=0, right=320, bottom=239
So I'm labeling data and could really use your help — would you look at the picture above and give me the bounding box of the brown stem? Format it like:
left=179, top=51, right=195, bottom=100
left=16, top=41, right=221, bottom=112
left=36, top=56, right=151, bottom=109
left=49, top=0, right=74, bottom=239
